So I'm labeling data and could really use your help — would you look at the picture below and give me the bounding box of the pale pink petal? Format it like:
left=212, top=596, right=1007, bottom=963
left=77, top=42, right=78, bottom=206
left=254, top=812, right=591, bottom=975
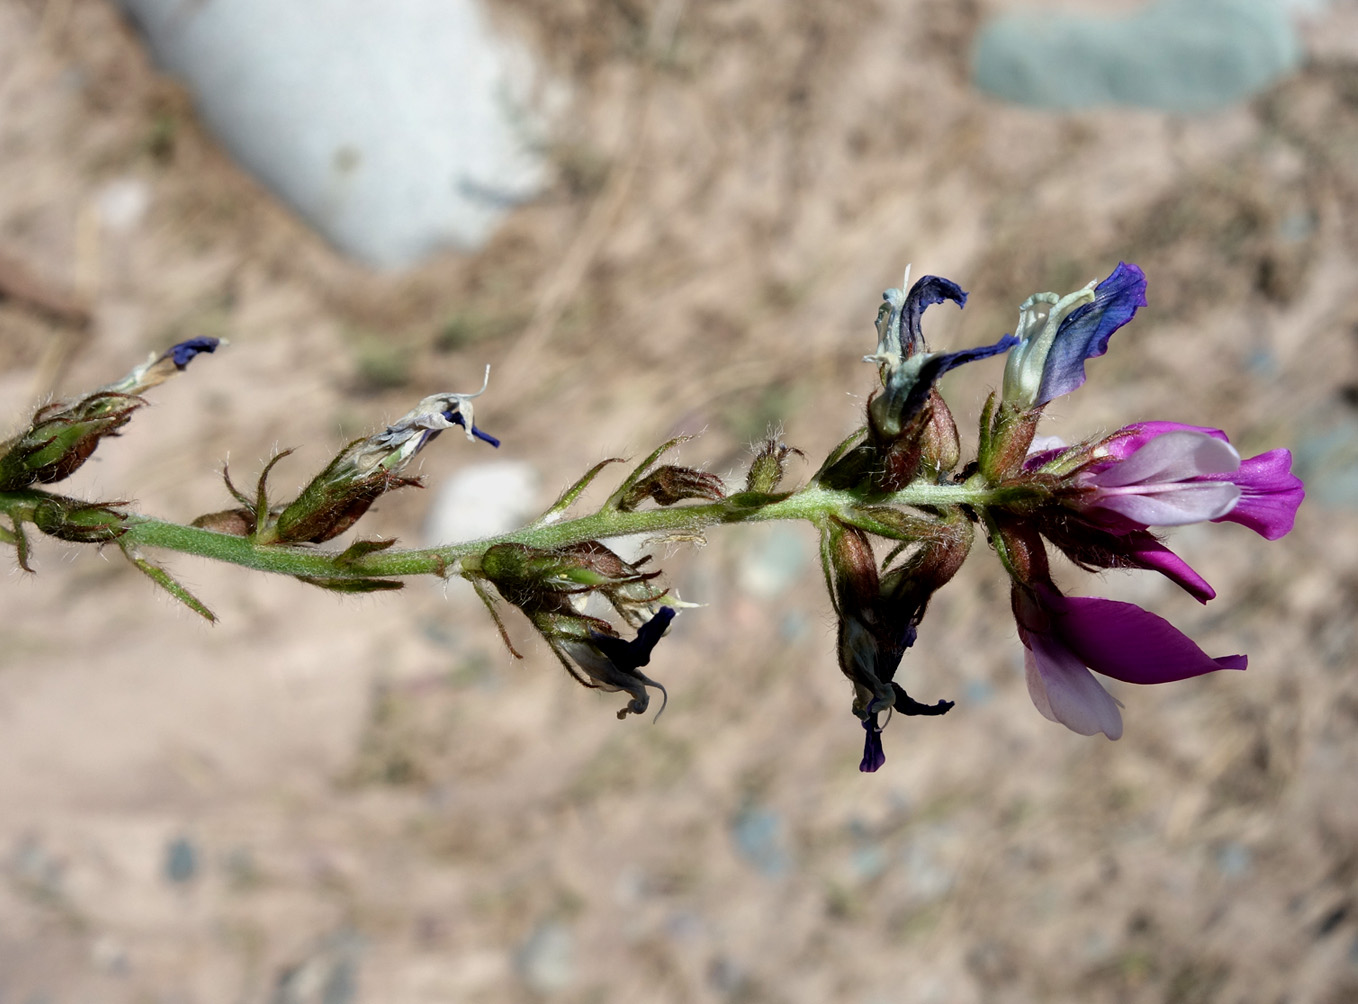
left=1092, top=481, right=1240, bottom=526
left=1053, top=594, right=1247, bottom=684
left=1024, top=636, right=1124, bottom=740
left=1090, top=430, right=1239, bottom=487
left=1101, top=421, right=1228, bottom=462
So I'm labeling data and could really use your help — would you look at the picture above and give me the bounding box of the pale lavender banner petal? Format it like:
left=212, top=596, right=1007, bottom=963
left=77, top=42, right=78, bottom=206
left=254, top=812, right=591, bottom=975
left=1089, top=430, right=1239, bottom=487
left=1093, top=480, right=1240, bottom=527
left=1024, top=637, right=1124, bottom=739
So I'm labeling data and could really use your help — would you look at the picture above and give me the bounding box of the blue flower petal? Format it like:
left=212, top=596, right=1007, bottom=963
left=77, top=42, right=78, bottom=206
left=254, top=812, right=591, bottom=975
left=1035, top=263, right=1146, bottom=405
left=859, top=715, right=886, bottom=773
left=902, top=276, right=967, bottom=355
left=168, top=337, right=220, bottom=370
left=443, top=410, right=501, bottom=448
left=897, top=334, right=1020, bottom=422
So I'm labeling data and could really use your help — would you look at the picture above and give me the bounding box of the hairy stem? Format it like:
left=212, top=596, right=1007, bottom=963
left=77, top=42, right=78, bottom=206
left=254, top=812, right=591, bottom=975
left=1, top=481, right=1014, bottom=582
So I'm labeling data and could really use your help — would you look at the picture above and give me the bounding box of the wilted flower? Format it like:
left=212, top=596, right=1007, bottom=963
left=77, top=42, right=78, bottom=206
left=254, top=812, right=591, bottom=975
left=557, top=606, right=676, bottom=719
left=823, top=518, right=958, bottom=772
left=864, top=270, right=1017, bottom=440
left=270, top=370, right=499, bottom=543
left=1002, top=263, right=1146, bottom=409
left=0, top=337, right=220, bottom=491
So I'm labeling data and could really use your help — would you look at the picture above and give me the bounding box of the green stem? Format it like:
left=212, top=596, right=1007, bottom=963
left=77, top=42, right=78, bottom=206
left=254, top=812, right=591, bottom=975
left=1, top=481, right=1012, bottom=582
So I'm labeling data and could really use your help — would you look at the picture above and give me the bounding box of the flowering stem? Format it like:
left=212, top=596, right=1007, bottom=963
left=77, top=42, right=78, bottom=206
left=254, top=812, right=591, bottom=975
left=0, top=479, right=1015, bottom=582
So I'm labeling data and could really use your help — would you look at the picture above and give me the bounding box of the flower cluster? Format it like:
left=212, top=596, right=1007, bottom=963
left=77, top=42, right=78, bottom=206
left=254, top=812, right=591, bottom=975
left=823, top=263, right=1302, bottom=768
left=0, top=264, right=1302, bottom=778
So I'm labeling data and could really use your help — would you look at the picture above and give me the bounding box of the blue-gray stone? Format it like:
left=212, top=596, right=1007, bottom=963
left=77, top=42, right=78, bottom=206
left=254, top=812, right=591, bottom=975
left=972, top=0, right=1301, bottom=114
left=731, top=805, right=791, bottom=877
left=513, top=921, right=576, bottom=994
left=164, top=836, right=198, bottom=884
left=116, top=0, right=549, bottom=267
left=1295, top=417, right=1358, bottom=510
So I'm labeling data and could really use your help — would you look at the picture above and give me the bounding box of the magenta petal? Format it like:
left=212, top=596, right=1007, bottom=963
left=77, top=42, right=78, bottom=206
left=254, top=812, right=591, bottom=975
left=1122, top=534, right=1217, bottom=603
left=1206, top=449, right=1304, bottom=540
left=1052, top=594, right=1247, bottom=684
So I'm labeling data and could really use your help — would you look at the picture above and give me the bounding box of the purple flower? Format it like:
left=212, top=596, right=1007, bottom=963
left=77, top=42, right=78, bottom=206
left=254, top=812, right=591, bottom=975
left=1003, top=263, right=1147, bottom=408
left=1081, top=422, right=1304, bottom=539
left=1014, top=582, right=1246, bottom=739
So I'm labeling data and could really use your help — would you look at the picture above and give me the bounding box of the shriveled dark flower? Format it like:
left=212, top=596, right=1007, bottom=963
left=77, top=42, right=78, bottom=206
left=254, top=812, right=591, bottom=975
left=0, top=337, right=221, bottom=491
left=269, top=372, right=499, bottom=543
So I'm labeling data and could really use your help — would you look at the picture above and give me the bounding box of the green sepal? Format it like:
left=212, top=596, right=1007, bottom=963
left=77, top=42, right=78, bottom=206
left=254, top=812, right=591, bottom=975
left=334, top=537, right=398, bottom=568
left=812, top=427, right=867, bottom=484
left=253, top=449, right=295, bottom=535
left=294, top=575, right=405, bottom=593
left=536, top=457, right=623, bottom=525
left=470, top=576, right=523, bottom=659
left=1, top=518, right=33, bottom=572
left=122, top=546, right=217, bottom=622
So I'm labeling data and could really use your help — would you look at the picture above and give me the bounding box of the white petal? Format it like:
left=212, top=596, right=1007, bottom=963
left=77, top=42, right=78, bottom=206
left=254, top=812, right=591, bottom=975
left=1024, top=637, right=1123, bottom=740
left=1094, top=482, right=1241, bottom=526
left=1093, top=431, right=1239, bottom=487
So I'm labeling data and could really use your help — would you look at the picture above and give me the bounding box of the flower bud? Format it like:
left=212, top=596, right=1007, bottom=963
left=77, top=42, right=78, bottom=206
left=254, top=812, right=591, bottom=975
left=0, top=393, right=142, bottom=490
left=745, top=439, right=801, bottom=495
left=618, top=465, right=725, bottom=510
left=31, top=496, right=128, bottom=543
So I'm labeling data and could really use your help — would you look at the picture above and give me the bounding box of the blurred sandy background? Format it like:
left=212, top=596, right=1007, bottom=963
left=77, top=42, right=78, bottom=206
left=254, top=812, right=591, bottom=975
left=2, top=1, right=1357, bottom=1002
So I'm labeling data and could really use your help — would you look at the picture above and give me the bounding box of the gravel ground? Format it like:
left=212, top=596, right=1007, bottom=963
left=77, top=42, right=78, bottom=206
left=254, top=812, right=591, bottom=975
left=1, top=2, right=1356, bottom=1002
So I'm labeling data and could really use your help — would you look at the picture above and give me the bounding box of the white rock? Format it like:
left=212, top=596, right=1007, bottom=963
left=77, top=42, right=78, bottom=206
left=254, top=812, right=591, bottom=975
left=117, top=0, right=552, bottom=267
left=423, top=461, right=540, bottom=545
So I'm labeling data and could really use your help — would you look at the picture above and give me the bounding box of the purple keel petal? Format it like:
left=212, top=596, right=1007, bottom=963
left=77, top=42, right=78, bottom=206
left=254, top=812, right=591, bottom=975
left=859, top=717, right=887, bottom=772
left=1053, top=594, right=1247, bottom=684
left=1024, top=637, right=1124, bottom=739
left=1121, top=532, right=1217, bottom=603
